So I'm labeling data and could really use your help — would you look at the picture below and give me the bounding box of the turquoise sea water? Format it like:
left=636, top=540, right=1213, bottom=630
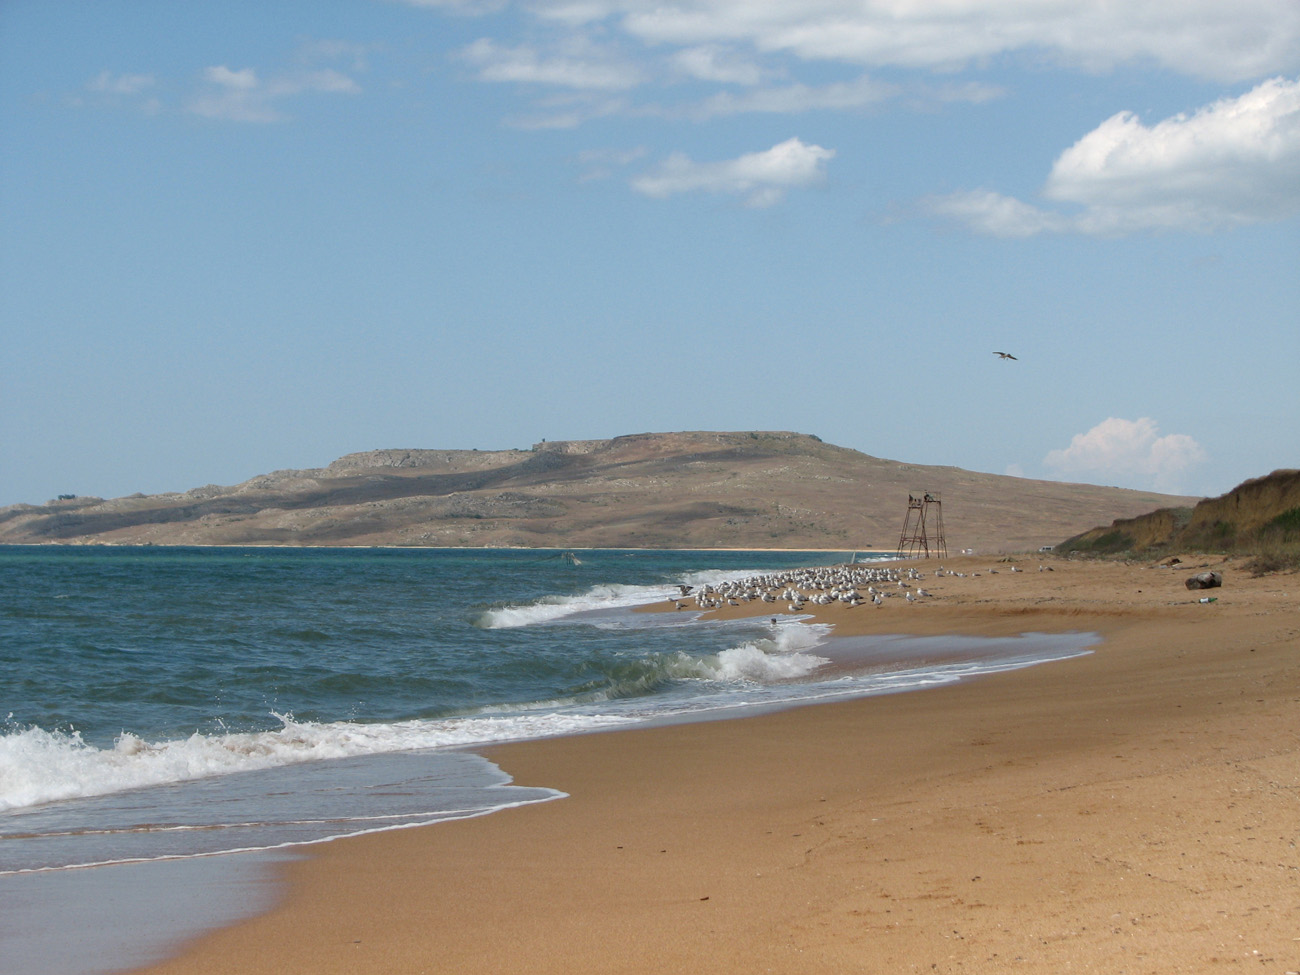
left=1, top=546, right=1096, bottom=973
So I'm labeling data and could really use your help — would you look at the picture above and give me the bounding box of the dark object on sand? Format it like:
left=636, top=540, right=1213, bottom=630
left=1185, top=571, right=1223, bottom=590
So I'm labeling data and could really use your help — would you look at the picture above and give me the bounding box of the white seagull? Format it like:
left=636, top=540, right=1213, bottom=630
left=993, top=351, right=1018, bottom=360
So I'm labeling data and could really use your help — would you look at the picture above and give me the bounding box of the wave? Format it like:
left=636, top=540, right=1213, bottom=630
left=0, top=621, right=834, bottom=815
left=474, top=567, right=776, bottom=629
left=475, top=583, right=665, bottom=628
left=0, top=712, right=629, bottom=815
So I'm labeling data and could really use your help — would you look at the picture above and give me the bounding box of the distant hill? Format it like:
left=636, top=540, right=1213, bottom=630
left=0, top=431, right=1200, bottom=552
left=1058, top=469, right=1300, bottom=567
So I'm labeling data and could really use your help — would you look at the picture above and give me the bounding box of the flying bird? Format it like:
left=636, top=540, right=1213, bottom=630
left=993, top=351, right=1018, bottom=360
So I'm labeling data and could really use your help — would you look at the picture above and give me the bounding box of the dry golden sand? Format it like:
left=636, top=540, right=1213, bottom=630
left=138, top=555, right=1300, bottom=974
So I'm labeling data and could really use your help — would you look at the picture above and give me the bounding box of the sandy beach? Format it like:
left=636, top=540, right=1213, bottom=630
left=136, top=554, right=1299, bottom=974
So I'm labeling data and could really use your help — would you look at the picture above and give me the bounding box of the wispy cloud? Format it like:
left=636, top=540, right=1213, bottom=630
left=401, top=1, right=1300, bottom=133
left=631, top=137, right=835, bottom=207
left=88, top=71, right=156, bottom=96
left=681, top=75, right=899, bottom=120
left=926, top=76, right=1300, bottom=236
left=75, top=70, right=161, bottom=114
left=459, top=37, right=645, bottom=90
left=923, top=189, right=1072, bottom=238
left=613, top=0, right=1300, bottom=83
left=668, top=44, right=764, bottom=86
left=1045, top=417, right=1207, bottom=493
left=186, top=64, right=360, bottom=123
left=73, top=39, right=369, bottom=123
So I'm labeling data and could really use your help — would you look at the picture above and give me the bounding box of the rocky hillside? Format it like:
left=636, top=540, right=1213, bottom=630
left=1058, top=469, right=1300, bottom=561
left=0, top=431, right=1199, bottom=553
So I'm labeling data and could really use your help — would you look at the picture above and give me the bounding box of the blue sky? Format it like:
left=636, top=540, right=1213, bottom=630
left=2, top=1, right=1297, bottom=507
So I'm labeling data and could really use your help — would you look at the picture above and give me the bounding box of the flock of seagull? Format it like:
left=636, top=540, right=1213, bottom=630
left=668, top=563, right=974, bottom=614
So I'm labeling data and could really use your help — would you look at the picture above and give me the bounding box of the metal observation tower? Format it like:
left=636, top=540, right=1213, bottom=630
left=897, top=492, right=947, bottom=559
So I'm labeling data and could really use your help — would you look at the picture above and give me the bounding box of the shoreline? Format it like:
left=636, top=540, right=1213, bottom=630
left=0, top=542, right=896, bottom=554
left=133, top=554, right=1299, bottom=973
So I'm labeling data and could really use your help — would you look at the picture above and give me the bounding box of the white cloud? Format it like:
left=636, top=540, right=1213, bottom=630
left=669, top=44, right=764, bottom=85
left=684, top=74, right=897, bottom=119
left=502, top=92, right=630, bottom=129
left=609, top=0, right=1300, bottom=83
left=88, top=71, right=155, bottom=95
left=187, top=64, right=360, bottom=123
left=922, top=189, right=1070, bottom=237
left=401, top=1, right=1300, bottom=133
left=386, top=0, right=1300, bottom=138
left=1045, top=417, right=1207, bottom=492
left=928, top=76, right=1300, bottom=235
left=460, top=37, right=645, bottom=90
left=1044, top=75, right=1300, bottom=232
left=631, top=137, right=835, bottom=206
left=206, top=65, right=259, bottom=90
left=79, top=71, right=161, bottom=114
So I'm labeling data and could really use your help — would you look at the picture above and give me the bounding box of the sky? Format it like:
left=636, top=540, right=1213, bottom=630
left=1, top=1, right=1297, bottom=507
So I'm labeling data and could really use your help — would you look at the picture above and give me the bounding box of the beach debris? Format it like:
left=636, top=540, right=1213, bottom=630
left=1185, top=571, right=1223, bottom=590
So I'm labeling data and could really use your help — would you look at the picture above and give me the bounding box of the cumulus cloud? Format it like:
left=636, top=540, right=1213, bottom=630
left=1044, top=76, right=1300, bottom=232
left=186, top=64, right=360, bottom=122
left=631, top=137, right=835, bottom=206
left=1044, top=417, right=1207, bottom=492
left=927, top=76, right=1300, bottom=235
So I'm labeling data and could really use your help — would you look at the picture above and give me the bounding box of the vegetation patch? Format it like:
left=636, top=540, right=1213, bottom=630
left=1058, top=471, right=1300, bottom=573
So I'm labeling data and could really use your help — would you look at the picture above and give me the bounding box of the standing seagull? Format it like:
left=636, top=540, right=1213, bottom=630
left=993, top=351, right=1018, bottom=360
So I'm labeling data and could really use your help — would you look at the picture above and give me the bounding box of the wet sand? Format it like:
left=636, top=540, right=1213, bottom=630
left=137, top=554, right=1300, bottom=974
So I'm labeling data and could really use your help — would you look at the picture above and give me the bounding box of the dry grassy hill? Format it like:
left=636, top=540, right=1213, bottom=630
left=1058, top=469, right=1300, bottom=569
left=0, top=431, right=1199, bottom=553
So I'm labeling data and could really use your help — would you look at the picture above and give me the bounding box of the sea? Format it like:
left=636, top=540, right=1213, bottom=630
left=0, top=545, right=1097, bottom=974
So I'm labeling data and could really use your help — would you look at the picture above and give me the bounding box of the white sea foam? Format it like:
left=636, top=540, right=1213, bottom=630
left=690, top=619, right=832, bottom=681
left=477, top=583, right=672, bottom=628
left=476, top=567, right=779, bottom=629
left=0, top=617, right=838, bottom=815
left=704, top=643, right=828, bottom=681
left=0, top=712, right=633, bottom=814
